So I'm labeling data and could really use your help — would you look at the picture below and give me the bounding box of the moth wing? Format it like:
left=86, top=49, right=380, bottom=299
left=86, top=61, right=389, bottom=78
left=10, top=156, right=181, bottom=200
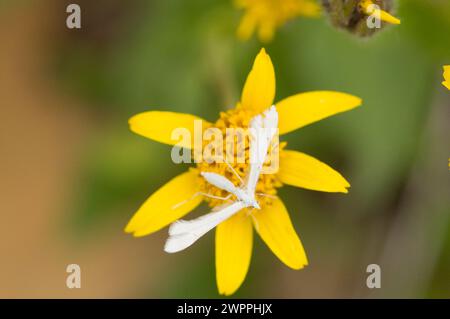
left=246, top=106, right=278, bottom=194
left=201, top=172, right=240, bottom=198
left=164, top=201, right=246, bottom=253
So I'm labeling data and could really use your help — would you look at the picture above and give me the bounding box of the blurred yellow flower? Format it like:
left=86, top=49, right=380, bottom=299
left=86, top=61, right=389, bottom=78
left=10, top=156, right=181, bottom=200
left=358, top=0, right=401, bottom=25
left=125, top=48, right=362, bottom=295
left=443, top=65, right=450, bottom=90
left=236, top=0, right=321, bottom=42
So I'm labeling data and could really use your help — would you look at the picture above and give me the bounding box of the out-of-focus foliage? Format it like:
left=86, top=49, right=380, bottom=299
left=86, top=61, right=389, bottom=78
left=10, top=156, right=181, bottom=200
left=400, top=0, right=450, bottom=60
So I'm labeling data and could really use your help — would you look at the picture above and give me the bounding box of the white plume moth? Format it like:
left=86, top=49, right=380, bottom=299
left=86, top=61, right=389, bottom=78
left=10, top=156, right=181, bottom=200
left=164, top=106, right=278, bottom=253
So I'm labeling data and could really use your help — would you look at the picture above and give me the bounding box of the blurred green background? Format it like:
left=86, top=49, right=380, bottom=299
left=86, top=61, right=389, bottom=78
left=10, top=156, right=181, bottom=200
left=0, top=0, right=449, bottom=298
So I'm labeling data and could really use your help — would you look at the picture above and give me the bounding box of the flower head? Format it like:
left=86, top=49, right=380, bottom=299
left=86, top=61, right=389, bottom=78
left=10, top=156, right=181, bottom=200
left=443, top=65, right=450, bottom=90
left=236, top=0, right=321, bottom=42
left=125, top=49, right=362, bottom=295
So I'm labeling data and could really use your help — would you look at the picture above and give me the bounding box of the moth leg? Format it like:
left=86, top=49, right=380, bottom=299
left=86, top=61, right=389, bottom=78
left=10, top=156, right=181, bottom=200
left=223, top=159, right=245, bottom=186
left=172, top=192, right=232, bottom=210
left=201, top=192, right=232, bottom=201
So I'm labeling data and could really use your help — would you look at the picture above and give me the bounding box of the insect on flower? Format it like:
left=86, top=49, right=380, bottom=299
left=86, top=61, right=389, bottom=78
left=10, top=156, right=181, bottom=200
left=165, top=106, right=278, bottom=253
left=125, top=48, right=362, bottom=295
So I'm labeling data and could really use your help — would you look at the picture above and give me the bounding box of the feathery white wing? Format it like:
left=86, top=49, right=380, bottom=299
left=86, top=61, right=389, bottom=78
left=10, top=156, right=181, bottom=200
left=246, top=105, right=279, bottom=195
left=200, top=172, right=241, bottom=198
left=164, top=201, right=246, bottom=253
left=164, top=106, right=278, bottom=254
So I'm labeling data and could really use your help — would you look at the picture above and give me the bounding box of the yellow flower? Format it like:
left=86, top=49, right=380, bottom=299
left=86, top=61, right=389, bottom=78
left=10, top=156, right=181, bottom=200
left=236, top=0, right=321, bottom=42
left=125, top=48, right=362, bottom=295
left=443, top=65, right=450, bottom=90
left=358, top=0, right=401, bottom=25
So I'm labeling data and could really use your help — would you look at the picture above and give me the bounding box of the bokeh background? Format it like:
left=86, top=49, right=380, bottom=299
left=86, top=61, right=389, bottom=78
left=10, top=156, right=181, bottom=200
left=1, top=0, right=449, bottom=298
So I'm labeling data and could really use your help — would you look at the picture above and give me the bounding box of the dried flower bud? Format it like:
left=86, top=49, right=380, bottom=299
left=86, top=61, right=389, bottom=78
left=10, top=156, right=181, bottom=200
left=322, top=0, right=399, bottom=37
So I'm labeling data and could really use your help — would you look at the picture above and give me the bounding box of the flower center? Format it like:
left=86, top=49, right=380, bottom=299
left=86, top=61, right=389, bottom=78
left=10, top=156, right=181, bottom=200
left=194, top=105, right=284, bottom=210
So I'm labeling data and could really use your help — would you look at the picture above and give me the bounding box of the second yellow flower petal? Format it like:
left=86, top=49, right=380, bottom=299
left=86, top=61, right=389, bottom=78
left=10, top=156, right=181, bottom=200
left=129, top=111, right=212, bottom=148
left=253, top=197, right=308, bottom=270
left=125, top=170, right=202, bottom=236
left=276, top=91, right=362, bottom=135
left=216, top=212, right=253, bottom=296
left=241, top=48, right=276, bottom=113
left=278, top=150, right=350, bottom=193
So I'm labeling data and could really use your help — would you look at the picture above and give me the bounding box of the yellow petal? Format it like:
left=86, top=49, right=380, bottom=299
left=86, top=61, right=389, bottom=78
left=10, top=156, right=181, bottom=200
left=237, top=12, right=257, bottom=41
left=253, top=198, right=307, bottom=269
left=278, top=150, right=350, bottom=193
left=129, top=111, right=212, bottom=148
left=276, top=91, right=362, bottom=135
left=125, top=170, right=202, bottom=236
left=257, top=22, right=276, bottom=43
left=216, top=212, right=253, bottom=296
left=360, top=0, right=401, bottom=25
left=297, top=0, right=322, bottom=17
left=241, top=48, right=276, bottom=113
left=443, top=66, right=450, bottom=90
